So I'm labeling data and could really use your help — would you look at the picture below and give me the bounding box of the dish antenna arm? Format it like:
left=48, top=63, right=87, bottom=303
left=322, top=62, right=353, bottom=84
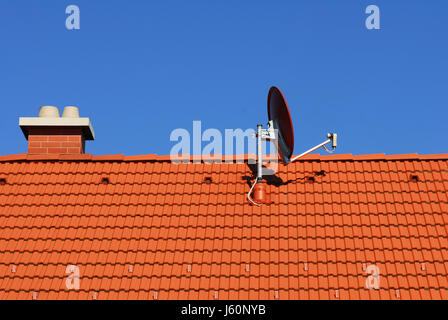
left=290, top=133, right=337, bottom=162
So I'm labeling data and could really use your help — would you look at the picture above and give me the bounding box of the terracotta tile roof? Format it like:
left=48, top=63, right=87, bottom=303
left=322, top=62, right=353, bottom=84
left=0, top=153, right=447, bottom=300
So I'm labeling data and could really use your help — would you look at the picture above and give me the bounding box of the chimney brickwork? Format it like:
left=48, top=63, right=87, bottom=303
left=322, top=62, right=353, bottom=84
left=27, top=127, right=85, bottom=154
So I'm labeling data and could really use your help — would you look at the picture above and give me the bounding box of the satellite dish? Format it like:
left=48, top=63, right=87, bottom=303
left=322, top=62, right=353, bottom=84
left=267, top=86, right=294, bottom=164
left=247, top=86, right=339, bottom=206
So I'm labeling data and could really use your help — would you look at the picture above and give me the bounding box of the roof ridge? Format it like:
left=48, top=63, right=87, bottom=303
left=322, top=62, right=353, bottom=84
left=1, top=152, right=448, bottom=162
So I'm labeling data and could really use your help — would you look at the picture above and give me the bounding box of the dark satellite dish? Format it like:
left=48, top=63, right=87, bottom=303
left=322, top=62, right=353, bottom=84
left=267, top=86, right=294, bottom=164
left=247, top=86, right=338, bottom=206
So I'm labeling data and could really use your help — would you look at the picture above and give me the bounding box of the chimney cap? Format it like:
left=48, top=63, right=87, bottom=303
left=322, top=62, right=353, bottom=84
left=19, top=106, right=95, bottom=140
left=38, top=106, right=60, bottom=118
left=62, top=106, right=80, bottom=118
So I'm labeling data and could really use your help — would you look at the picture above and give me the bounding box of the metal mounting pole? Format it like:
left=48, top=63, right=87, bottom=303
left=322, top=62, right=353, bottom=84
left=257, top=124, right=263, bottom=182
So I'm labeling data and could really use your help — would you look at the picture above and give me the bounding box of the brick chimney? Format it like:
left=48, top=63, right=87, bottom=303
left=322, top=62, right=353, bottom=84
left=19, top=106, right=95, bottom=155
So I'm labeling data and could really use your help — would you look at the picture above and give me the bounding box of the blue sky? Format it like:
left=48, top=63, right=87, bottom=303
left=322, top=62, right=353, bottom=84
left=0, top=0, right=447, bottom=156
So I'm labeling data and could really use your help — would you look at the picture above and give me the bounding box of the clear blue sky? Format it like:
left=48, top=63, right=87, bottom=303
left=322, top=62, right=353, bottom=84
left=1, top=0, right=447, bottom=156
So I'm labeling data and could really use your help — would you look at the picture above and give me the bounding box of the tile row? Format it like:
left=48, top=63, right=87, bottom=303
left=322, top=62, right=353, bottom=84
left=1, top=183, right=447, bottom=199
left=1, top=214, right=446, bottom=227
left=1, top=287, right=447, bottom=300
left=0, top=261, right=446, bottom=277
left=0, top=159, right=446, bottom=174
left=1, top=195, right=447, bottom=209
left=1, top=247, right=446, bottom=264
left=0, top=218, right=445, bottom=232
left=0, top=276, right=446, bottom=296
left=1, top=170, right=447, bottom=185
left=0, top=228, right=447, bottom=244
left=0, top=233, right=446, bottom=247
left=0, top=205, right=446, bottom=221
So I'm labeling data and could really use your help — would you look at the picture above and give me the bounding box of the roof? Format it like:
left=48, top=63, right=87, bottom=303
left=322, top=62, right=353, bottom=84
left=0, top=152, right=447, bottom=300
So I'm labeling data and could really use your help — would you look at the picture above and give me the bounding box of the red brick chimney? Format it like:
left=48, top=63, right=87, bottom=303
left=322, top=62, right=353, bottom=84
left=19, top=106, right=95, bottom=155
